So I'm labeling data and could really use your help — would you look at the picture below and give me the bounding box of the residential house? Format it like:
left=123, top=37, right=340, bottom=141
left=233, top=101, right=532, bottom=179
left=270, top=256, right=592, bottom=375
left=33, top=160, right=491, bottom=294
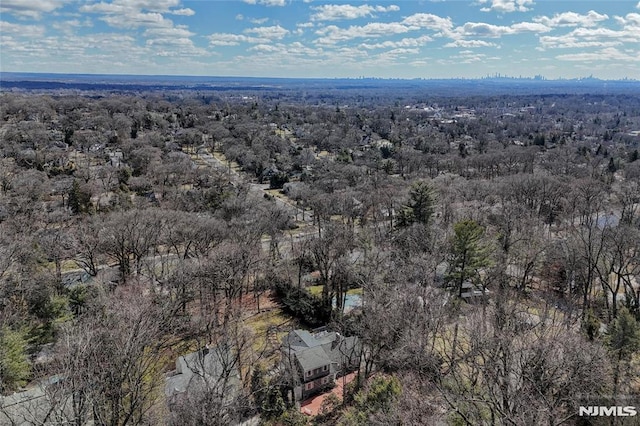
left=165, top=345, right=241, bottom=410
left=0, top=375, right=76, bottom=425
left=282, top=328, right=360, bottom=401
left=460, top=280, right=490, bottom=299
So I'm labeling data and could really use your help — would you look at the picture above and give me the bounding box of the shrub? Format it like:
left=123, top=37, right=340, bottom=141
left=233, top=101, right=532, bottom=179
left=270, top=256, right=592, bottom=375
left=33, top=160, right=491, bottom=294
left=273, top=280, right=330, bottom=327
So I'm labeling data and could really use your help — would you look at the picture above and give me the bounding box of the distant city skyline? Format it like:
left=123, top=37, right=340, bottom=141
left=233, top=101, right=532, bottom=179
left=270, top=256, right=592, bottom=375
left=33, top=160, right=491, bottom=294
left=1, top=1, right=639, bottom=80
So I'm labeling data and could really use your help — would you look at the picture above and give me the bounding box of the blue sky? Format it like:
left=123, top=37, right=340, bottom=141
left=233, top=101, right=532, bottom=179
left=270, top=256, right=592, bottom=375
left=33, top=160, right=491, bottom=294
left=1, top=1, right=639, bottom=79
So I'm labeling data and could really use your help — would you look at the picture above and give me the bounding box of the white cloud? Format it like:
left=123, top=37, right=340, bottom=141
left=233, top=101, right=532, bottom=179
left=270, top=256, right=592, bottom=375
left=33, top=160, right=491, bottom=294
left=335, top=46, right=419, bottom=70
left=2, top=32, right=140, bottom=60
left=444, top=39, right=497, bottom=48
left=360, top=35, right=432, bottom=50
left=637, top=1, right=640, bottom=9
left=0, top=21, right=45, bottom=37
left=615, top=13, right=640, bottom=28
left=479, top=0, right=534, bottom=13
left=283, top=41, right=323, bottom=56
left=315, top=22, right=414, bottom=45
left=454, top=21, right=549, bottom=38
left=539, top=38, right=622, bottom=50
left=293, top=22, right=312, bottom=36
left=539, top=21, right=640, bottom=51
left=120, top=0, right=181, bottom=10
left=244, top=25, right=289, bottom=39
left=533, top=11, right=609, bottom=28
left=77, top=0, right=205, bottom=60
left=208, top=33, right=269, bottom=46
left=333, top=46, right=368, bottom=60
left=145, top=37, right=206, bottom=57
left=377, top=47, right=419, bottom=59
left=456, top=22, right=510, bottom=38
left=144, top=26, right=193, bottom=38
left=510, top=22, right=550, bottom=33
left=208, top=34, right=248, bottom=46
left=250, top=17, right=270, bottom=24
left=211, top=41, right=335, bottom=76
left=171, top=8, right=195, bottom=16
left=311, top=4, right=399, bottom=21
left=101, top=11, right=172, bottom=29
left=0, top=35, right=83, bottom=60
left=0, top=0, right=66, bottom=19
left=80, top=0, right=193, bottom=28
left=447, top=50, right=489, bottom=64
left=243, top=0, right=287, bottom=6
left=83, top=0, right=184, bottom=14
left=401, top=13, right=453, bottom=32
left=556, top=47, right=640, bottom=62
left=82, top=33, right=139, bottom=51
left=249, top=44, right=281, bottom=53
left=80, top=2, right=125, bottom=15
left=571, top=26, right=639, bottom=43
left=51, top=18, right=93, bottom=35
left=0, top=28, right=209, bottom=74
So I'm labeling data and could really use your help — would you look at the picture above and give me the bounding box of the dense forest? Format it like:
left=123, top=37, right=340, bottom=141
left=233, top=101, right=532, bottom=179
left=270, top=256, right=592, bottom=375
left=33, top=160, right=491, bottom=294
left=0, top=82, right=639, bottom=425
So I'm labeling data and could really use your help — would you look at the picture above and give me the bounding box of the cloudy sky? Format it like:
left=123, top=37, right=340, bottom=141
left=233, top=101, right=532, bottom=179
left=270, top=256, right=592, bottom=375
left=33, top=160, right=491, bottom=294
left=1, top=1, right=639, bottom=79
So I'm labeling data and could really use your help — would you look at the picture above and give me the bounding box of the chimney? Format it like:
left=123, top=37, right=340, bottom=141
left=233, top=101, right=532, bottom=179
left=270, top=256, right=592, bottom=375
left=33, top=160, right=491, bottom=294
left=331, top=333, right=342, bottom=350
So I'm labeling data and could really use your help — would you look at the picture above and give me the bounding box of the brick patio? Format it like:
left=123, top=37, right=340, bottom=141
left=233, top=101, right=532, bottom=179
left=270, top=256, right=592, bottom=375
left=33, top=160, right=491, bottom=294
left=300, top=372, right=357, bottom=416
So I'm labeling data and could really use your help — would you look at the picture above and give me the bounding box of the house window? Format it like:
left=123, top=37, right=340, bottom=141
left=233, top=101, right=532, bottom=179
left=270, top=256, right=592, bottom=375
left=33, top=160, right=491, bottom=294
left=305, top=382, right=314, bottom=391
left=323, top=365, right=328, bottom=371
left=306, top=370, right=311, bottom=377
left=321, top=376, right=329, bottom=385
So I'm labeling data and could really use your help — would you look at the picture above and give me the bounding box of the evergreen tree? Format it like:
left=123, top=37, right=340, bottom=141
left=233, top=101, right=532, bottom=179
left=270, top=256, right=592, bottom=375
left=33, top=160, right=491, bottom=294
left=68, top=179, right=92, bottom=214
left=447, top=219, right=491, bottom=297
left=250, top=364, right=267, bottom=408
left=606, top=308, right=640, bottom=400
left=397, top=181, right=436, bottom=228
left=0, top=327, right=31, bottom=393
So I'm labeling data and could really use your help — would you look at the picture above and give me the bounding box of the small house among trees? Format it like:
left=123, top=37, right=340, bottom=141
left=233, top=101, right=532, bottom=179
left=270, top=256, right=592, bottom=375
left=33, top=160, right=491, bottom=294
left=281, top=329, right=360, bottom=401
left=165, top=345, right=242, bottom=420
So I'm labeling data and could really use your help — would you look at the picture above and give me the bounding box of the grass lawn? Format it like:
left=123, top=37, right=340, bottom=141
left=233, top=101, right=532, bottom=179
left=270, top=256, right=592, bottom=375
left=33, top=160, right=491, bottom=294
left=61, top=259, right=81, bottom=272
left=308, top=285, right=323, bottom=296
left=211, top=151, right=242, bottom=172
left=244, top=307, right=292, bottom=355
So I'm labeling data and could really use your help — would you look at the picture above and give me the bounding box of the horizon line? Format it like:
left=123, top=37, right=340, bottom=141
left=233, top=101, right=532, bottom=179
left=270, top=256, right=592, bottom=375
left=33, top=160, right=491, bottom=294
left=1, top=71, right=639, bottom=83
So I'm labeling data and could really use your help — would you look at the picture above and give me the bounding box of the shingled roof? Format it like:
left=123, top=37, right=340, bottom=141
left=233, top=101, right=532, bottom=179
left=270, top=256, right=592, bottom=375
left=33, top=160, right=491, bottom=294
left=283, top=329, right=360, bottom=374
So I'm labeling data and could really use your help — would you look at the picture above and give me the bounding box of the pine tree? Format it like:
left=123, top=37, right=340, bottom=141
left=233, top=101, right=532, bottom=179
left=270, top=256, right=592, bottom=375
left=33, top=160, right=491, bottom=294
left=0, top=327, right=31, bottom=393
left=447, top=219, right=491, bottom=297
left=606, top=308, right=640, bottom=403
left=397, top=181, right=436, bottom=227
left=68, top=179, right=92, bottom=214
